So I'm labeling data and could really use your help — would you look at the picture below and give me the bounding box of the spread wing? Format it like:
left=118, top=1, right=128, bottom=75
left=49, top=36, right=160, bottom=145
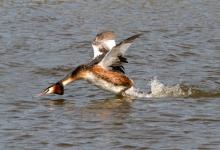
left=98, top=33, right=142, bottom=69
left=87, top=52, right=127, bottom=73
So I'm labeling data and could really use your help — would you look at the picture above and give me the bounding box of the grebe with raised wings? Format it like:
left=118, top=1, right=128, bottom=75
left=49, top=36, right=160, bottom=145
left=39, top=33, right=141, bottom=96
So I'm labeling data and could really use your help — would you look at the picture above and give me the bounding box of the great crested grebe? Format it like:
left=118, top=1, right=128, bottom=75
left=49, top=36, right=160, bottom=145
left=39, top=33, right=141, bottom=96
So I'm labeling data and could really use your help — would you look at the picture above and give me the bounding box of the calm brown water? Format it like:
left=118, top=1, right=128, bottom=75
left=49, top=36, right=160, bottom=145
left=1, top=0, right=220, bottom=149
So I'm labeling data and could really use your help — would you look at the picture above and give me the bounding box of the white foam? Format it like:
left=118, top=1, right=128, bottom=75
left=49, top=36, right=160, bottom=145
left=149, top=78, right=191, bottom=97
left=124, top=77, right=193, bottom=98
left=124, top=86, right=152, bottom=98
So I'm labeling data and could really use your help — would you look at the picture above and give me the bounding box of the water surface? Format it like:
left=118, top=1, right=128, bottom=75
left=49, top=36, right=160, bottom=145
left=1, top=0, right=220, bottom=149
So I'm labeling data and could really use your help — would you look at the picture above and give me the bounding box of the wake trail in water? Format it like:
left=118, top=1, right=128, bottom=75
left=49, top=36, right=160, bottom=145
left=125, top=78, right=220, bottom=98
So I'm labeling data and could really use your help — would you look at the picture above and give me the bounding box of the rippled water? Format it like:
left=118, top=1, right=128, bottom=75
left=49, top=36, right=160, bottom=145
left=1, top=0, right=220, bottom=149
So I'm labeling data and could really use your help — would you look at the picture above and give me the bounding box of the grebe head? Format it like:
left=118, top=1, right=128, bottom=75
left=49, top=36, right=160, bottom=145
left=39, top=82, right=64, bottom=96
left=38, top=65, right=88, bottom=96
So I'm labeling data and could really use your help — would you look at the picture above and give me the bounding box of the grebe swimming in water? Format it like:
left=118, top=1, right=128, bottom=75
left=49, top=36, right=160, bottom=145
left=39, top=32, right=141, bottom=96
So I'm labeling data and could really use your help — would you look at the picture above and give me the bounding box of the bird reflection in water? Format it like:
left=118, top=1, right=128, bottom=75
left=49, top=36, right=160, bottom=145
left=43, top=96, right=133, bottom=121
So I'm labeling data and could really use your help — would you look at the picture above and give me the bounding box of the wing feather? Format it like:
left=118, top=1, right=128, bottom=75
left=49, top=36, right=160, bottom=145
left=98, top=33, right=142, bottom=69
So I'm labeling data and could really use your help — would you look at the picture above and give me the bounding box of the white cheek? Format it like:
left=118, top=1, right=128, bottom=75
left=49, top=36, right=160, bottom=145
left=48, top=87, right=54, bottom=94
left=104, top=40, right=116, bottom=50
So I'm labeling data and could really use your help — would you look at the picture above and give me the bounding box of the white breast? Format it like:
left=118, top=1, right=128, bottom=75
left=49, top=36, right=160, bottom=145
left=85, top=72, right=127, bottom=94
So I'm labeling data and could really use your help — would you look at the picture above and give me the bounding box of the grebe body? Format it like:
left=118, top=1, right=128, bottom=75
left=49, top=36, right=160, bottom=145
left=39, top=32, right=141, bottom=96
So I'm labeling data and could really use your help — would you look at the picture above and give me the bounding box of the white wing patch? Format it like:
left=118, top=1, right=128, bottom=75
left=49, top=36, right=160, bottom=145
left=103, top=40, right=116, bottom=50
left=92, top=44, right=103, bottom=58
left=92, top=40, right=116, bottom=58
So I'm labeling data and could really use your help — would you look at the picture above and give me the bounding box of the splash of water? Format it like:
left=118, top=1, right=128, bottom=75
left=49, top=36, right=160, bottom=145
left=149, top=78, right=191, bottom=97
left=125, top=78, right=220, bottom=98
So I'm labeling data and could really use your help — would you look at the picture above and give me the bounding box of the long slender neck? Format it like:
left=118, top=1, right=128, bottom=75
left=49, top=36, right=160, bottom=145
left=59, top=65, right=87, bottom=86
left=60, top=75, right=77, bottom=86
